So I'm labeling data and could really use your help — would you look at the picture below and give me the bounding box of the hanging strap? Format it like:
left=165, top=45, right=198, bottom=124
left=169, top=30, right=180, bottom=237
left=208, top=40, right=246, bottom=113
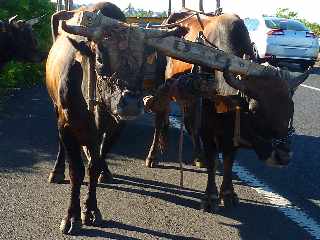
left=233, top=106, right=241, bottom=147
left=179, top=105, right=185, bottom=188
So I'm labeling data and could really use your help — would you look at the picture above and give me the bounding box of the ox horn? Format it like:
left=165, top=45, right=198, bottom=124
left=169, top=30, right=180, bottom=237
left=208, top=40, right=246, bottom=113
left=9, top=15, right=18, bottom=24
left=60, top=20, right=103, bottom=40
left=26, top=14, right=47, bottom=26
left=246, top=62, right=311, bottom=89
left=283, top=67, right=313, bottom=89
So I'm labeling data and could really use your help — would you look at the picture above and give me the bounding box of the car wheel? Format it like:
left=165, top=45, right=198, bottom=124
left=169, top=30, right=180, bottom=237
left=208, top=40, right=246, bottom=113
left=301, top=61, right=314, bottom=71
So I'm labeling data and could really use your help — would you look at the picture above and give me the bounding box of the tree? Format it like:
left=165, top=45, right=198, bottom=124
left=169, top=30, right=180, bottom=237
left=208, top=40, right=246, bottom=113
left=124, top=4, right=159, bottom=18
left=276, top=8, right=320, bottom=36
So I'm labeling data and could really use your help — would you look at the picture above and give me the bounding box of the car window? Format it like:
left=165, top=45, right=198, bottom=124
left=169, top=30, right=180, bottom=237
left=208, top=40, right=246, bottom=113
left=244, top=18, right=260, bottom=31
left=264, top=19, right=308, bottom=31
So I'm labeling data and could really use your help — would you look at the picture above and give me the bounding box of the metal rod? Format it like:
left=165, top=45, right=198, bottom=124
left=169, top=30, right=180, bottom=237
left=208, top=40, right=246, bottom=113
left=216, top=0, right=221, bottom=9
left=179, top=105, right=185, bottom=188
left=57, top=0, right=62, bottom=11
left=168, top=0, right=172, bottom=16
left=199, top=0, right=204, bottom=12
left=182, top=0, right=186, bottom=8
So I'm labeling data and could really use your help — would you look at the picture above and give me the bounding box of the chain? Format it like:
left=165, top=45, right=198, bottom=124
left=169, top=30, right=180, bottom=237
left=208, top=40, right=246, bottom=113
left=272, top=125, right=296, bottom=147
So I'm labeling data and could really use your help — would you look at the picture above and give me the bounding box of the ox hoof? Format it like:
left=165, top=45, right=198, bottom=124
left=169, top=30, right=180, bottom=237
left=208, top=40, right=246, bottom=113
left=60, top=217, right=82, bottom=235
left=221, top=192, right=239, bottom=208
left=81, top=209, right=103, bottom=226
left=98, top=171, right=113, bottom=184
left=48, top=172, right=65, bottom=184
left=200, top=194, right=219, bottom=213
left=145, top=158, right=155, bottom=168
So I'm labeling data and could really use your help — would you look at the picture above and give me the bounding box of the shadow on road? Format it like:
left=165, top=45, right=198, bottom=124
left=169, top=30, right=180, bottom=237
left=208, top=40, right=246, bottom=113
left=80, top=220, right=201, bottom=239
left=0, top=85, right=57, bottom=172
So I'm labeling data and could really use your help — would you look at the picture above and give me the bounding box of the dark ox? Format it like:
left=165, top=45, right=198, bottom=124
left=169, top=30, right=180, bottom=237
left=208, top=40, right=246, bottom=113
left=45, top=2, right=185, bottom=234
left=145, top=11, right=311, bottom=211
left=0, top=15, right=45, bottom=69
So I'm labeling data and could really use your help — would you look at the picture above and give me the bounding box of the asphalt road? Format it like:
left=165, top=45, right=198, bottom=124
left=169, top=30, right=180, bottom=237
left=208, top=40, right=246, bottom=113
left=0, top=67, right=319, bottom=240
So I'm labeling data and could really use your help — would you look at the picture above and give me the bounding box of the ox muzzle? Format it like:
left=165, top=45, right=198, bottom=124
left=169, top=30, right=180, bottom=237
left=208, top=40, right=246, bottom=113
left=265, top=125, right=295, bottom=167
left=115, top=90, right=144, bottom=120
left=254, top=124, right=295, bottom=167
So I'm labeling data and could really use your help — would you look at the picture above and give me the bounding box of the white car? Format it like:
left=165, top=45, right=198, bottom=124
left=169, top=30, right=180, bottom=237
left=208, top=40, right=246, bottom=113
left=244, top=16, right=319, bottom=69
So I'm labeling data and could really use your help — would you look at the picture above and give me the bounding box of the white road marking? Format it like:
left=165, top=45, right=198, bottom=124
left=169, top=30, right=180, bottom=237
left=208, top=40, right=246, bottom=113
left=169, top=116, right=320, bottom=240
left=233, top=163, right=320, bottom=240
left=301, top=84, right=320, bottom=92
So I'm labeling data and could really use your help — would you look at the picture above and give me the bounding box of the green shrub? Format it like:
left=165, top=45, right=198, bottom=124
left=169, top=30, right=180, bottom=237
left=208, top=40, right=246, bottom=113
left=0, top=62, right=44, bottom=89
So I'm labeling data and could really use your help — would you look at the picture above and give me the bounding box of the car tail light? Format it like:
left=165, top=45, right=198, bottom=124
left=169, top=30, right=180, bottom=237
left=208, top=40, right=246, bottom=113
left=267, top=29, right=284, bottom=36
left=306, top=32, right=316, bottom=38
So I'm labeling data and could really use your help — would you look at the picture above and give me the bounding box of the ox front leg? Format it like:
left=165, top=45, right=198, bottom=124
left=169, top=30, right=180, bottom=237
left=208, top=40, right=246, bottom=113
left=146, top=111, right=169, bottom=168
left=81, top=144, right=103, bottom=226
left=59, top=127, right=85, bottom=235
left=220, top=152, right=239, bottom=208
left=200, top=130, right=219, bottom=213
left=48, top=138, right=66, bottom=184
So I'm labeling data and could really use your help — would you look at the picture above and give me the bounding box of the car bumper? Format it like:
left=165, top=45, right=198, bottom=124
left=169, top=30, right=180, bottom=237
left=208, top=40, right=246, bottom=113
left=265, top=44, right=319, bottom=61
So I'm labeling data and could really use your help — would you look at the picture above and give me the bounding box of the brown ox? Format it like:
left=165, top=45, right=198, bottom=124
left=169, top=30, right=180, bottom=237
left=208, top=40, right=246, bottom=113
left=145, top=11, right=310, bottom=212
left=46, top=2, right=185, bottom=234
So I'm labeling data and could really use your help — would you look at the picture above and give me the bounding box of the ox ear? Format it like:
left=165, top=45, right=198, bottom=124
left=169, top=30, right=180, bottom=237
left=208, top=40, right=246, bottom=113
left=67, top=37, right=93, bottom=57
left=286, top=67, right=313, bottom=90
left=25, top=14, right=47, bottom=27
left=223, top=71, right=246, bottom=93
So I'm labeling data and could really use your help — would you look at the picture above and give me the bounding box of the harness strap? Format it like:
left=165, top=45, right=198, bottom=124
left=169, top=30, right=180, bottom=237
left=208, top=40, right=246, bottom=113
left=196, top=13, right=205, bottom=31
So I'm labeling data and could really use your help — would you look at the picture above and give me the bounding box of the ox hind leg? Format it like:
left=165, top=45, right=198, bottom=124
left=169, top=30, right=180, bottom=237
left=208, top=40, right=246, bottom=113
left=59, top=126, right=85, bottom=234
left=48, top=138, right=66, bottom=183
left=93, top=105, right=124, bottom=183
left=49, top=106, right=67, bottom=184
left=146, top=111, right=169, bottom=168
left=97, top=113, right=124, bottom=183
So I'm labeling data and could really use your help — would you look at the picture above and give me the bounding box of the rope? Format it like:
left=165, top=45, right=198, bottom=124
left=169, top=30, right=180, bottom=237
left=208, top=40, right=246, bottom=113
left=195, top=13, right=205, bottom=31
left=146, top=13, right=197, bottom=29
left=233, top=106, right=241, bottom=147
left=178, top=104, right=185, bottom=188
